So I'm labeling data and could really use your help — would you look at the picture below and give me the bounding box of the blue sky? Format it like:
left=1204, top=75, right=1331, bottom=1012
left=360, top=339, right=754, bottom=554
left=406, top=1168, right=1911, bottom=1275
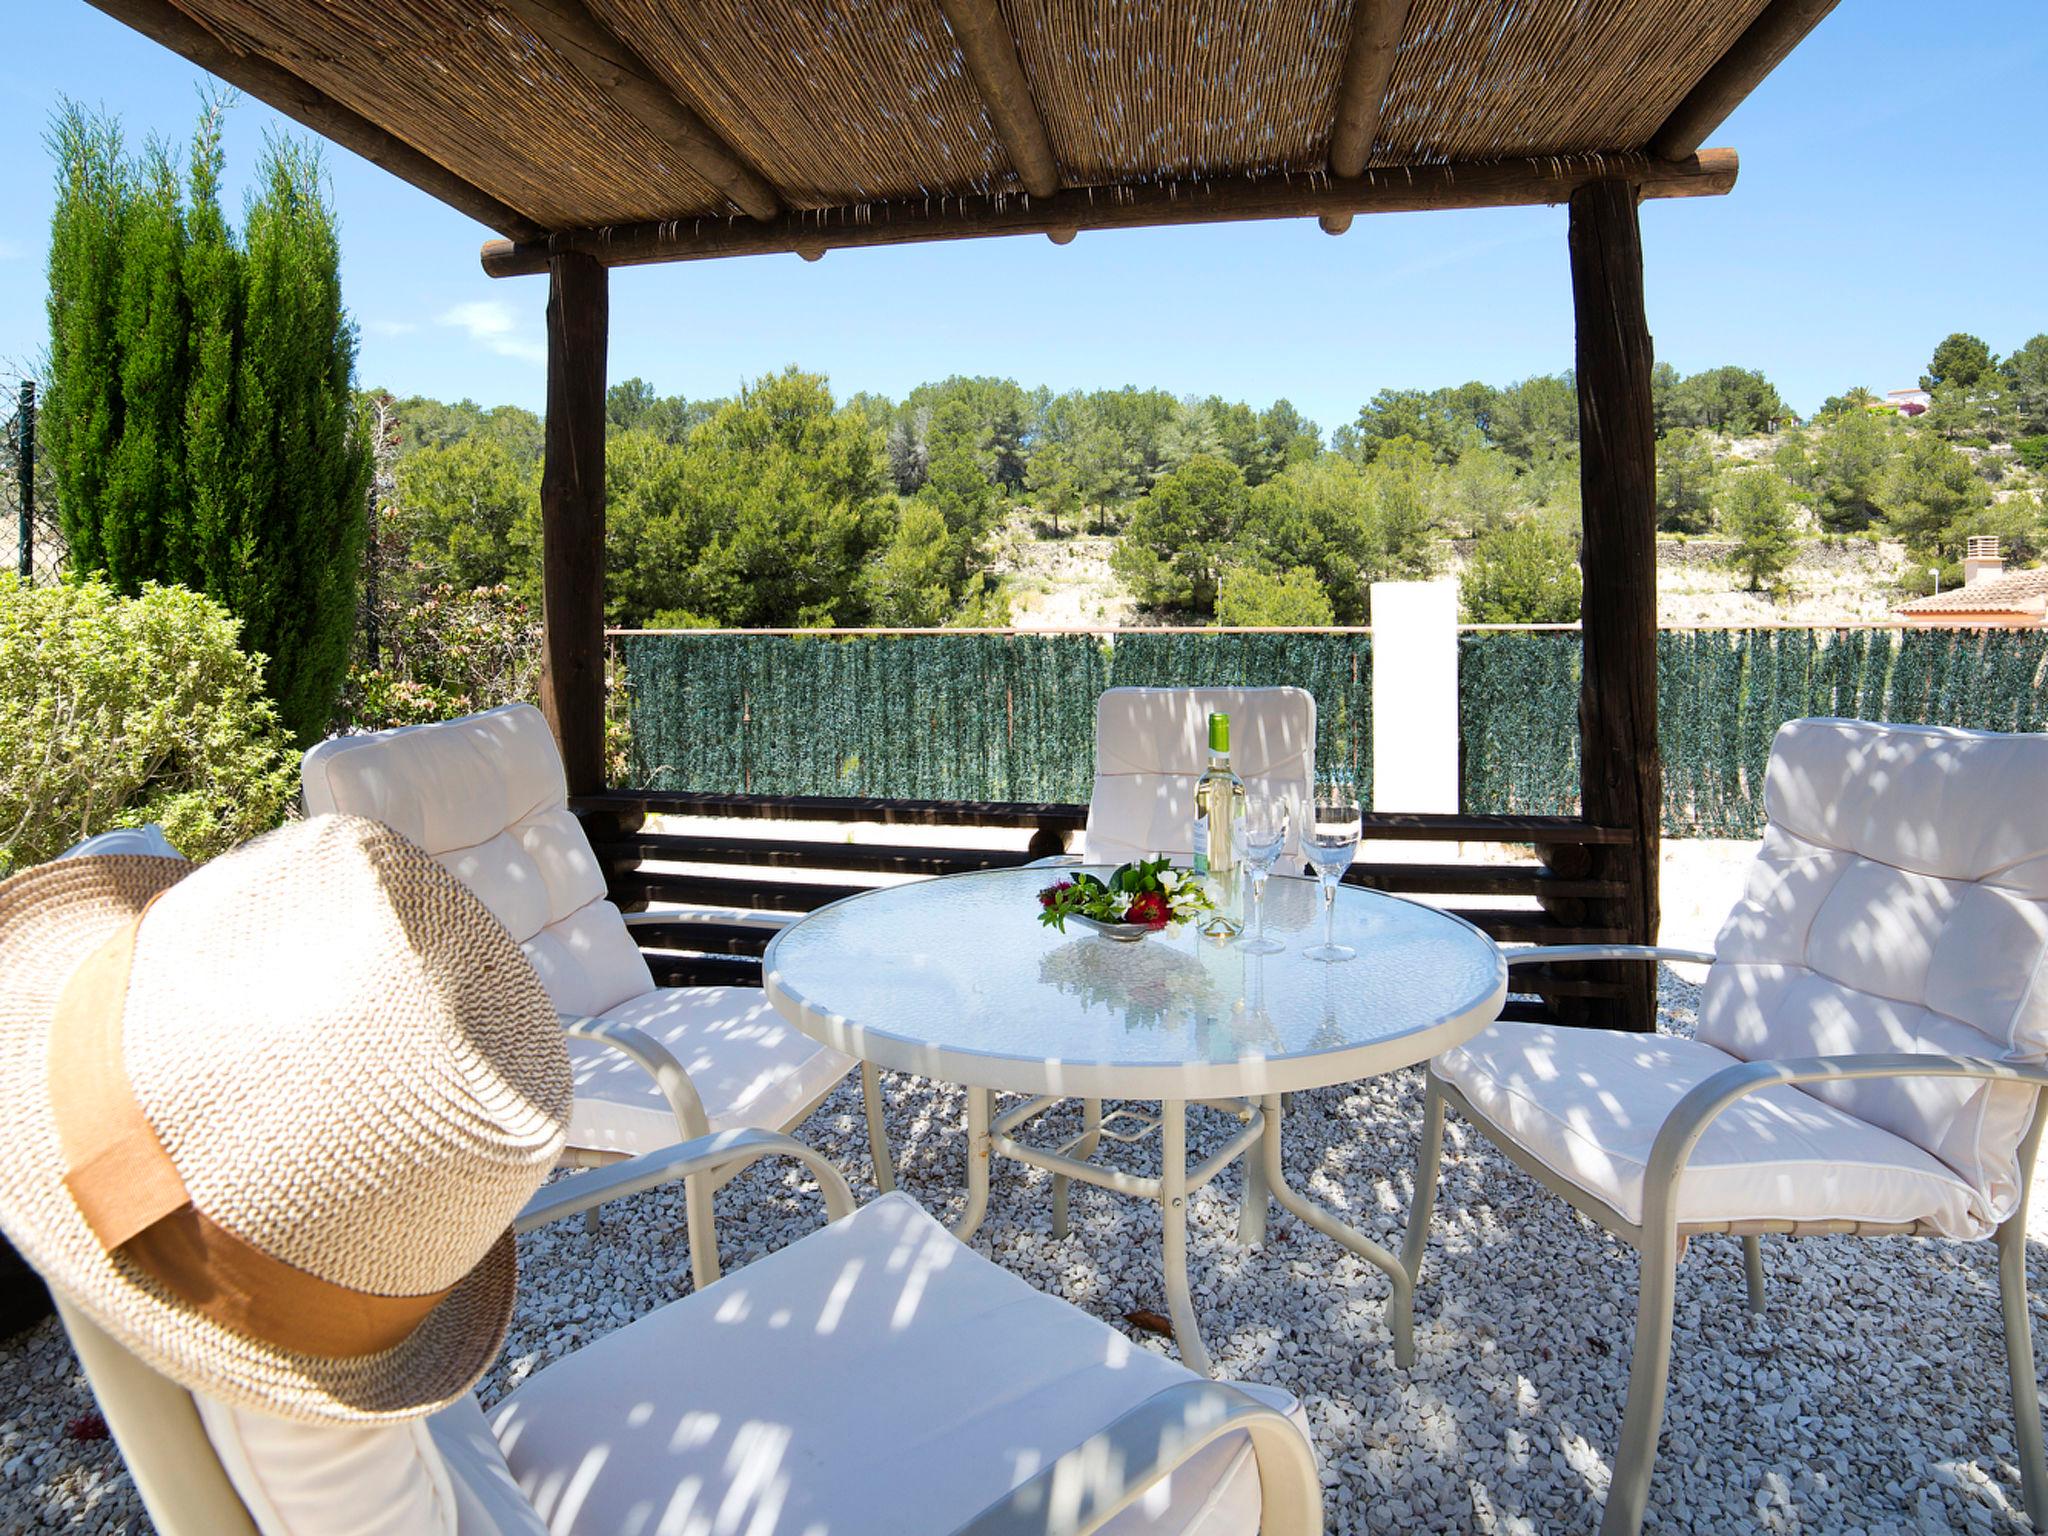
left=1, top=2, right=2042, bottom=432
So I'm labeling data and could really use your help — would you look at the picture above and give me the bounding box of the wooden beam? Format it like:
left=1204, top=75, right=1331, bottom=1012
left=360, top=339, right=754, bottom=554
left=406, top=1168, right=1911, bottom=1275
left=482, top=149, right=1736, bottom=275
left=1650, top=0, right=1840, bottom=161
left=1569, top=177, right=1661, bottom=1032
left=1319, top=0, right=1415, bottom=234
left=82, top=0, right=545, bottom=242
left=539, top=252, right=609, bottom=796
left=493, top=0, right=779, bottom=220
left=1327, top=0, right=1415, bottom=177
left=932, top=0, right=1061, bottom=199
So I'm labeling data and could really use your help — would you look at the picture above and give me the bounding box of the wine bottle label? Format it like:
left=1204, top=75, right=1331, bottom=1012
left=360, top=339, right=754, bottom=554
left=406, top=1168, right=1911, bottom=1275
left=1191, top=816, right=1210, bottom=874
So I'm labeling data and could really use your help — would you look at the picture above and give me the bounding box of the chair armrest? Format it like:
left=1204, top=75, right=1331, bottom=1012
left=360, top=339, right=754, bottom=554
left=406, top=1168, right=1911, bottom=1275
left=621, top=908, right=790, bottom=934
left=559, top=1013, right=712, bottom=1143
left=950, top=1381, right=1320, bottom=1536
left=516, top=1127, right=856, bottom=1234
left=1643, top=1052, right=2048, bottom=1234
left=1504, top=944, right=1717, bottom=968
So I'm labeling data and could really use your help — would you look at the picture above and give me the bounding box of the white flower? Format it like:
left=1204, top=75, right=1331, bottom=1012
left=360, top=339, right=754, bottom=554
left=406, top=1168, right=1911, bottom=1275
left=1158, top=869, right=1180, bottom=892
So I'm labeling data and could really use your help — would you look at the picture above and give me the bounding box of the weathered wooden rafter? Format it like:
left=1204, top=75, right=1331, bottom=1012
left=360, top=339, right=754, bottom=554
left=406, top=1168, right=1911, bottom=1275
left=481, top=150, right=1737, bottom=276
left=1319, top=0, right=1416, bottom=235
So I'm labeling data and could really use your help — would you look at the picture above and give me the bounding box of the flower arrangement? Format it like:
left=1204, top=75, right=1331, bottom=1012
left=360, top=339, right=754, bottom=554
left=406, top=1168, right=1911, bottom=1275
left=1037, top=858, right=1215, bottom=934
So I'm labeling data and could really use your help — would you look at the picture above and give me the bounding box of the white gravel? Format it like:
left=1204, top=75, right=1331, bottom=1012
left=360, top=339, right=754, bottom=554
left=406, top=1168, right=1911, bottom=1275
left=4, top=968, right=2042, bottom=1533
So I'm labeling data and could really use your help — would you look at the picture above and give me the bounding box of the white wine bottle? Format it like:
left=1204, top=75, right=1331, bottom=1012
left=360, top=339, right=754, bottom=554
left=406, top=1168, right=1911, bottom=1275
left=1191, top=711, right=1246, bottom=938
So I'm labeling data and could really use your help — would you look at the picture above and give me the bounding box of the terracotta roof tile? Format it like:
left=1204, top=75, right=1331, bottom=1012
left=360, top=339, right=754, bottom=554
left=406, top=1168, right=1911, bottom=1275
left=1897, top=568, right=2048, bottom=614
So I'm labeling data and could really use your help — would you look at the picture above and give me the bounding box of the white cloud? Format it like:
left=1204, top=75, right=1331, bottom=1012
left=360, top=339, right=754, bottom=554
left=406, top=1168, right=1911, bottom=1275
left=437, top=299, right=545, bottom=364
left=366, top=318, right=419, bottom=337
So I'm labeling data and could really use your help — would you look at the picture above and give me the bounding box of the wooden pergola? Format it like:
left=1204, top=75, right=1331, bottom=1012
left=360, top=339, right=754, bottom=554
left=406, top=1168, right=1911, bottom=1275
left=91, top=0, right=1840, bottom=1030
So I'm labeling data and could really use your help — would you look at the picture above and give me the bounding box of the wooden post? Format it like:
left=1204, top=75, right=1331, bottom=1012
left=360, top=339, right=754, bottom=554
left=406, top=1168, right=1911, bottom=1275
left=1569, top=178, right=1660, bottom=1032
left=540, top=251, right=609, bottom=797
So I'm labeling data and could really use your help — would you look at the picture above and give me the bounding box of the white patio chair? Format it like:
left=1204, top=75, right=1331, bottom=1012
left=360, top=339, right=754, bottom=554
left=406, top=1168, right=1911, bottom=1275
left=302, top=703, right=895, bottom=1289
left=1064, top=686, right=1317, bottom=866
left=1400, top=717, right=2048, bottom=1536
left=60, top=1128, right=1323, bottom=1536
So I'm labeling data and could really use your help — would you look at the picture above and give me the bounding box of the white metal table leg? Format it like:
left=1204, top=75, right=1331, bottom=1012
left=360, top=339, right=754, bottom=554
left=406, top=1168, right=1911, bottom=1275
left=954, top=1085, right=993, bottom=1240
left=860, top=1059, right=897, bottom=1194
left=1159, top=1098, right=1215, bottom=1377
left=1052, top=1096, right=1102, bottom=1239
left=1259, top=1092, right=1416, bottom=1368
left=1237, top=1141, right=1270, bottom=1247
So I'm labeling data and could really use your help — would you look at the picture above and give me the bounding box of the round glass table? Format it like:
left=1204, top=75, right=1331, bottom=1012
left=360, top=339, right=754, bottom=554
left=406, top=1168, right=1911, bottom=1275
left=763, top=866, right=1507, bottom=1375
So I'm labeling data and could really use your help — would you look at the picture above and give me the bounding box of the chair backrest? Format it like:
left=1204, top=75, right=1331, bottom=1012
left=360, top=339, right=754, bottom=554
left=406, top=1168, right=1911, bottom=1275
left=302, top=705, right=652, bottom=1018
left=54, top=1297, right=261, bottom=1536
left=56, top=1296, right=542, bottom=1536
left=1086, top=687, right=1317, bottom=865
left=1700, top=718, right=2048, bottom=1223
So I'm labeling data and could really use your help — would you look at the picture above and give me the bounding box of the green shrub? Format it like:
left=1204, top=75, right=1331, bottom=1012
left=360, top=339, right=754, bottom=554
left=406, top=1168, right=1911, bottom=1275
left=1460, top=516, right=1582, bottom=623
left=1216, top=565, right=1335, bottom=626
left=0, top=576, right=296, bottom=873
left=2017, top=436, right=2048, bottom=472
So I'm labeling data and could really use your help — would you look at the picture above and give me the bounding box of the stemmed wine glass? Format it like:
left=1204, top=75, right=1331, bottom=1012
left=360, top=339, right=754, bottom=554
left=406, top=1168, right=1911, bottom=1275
left=1302, top=778, right=1361, bottom=963
left=1234, top=792, right=1289, bottom=955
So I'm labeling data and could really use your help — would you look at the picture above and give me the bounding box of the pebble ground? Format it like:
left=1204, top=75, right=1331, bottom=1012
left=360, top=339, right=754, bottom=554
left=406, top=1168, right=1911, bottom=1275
left=3, top=969, right=2041, bottom=1533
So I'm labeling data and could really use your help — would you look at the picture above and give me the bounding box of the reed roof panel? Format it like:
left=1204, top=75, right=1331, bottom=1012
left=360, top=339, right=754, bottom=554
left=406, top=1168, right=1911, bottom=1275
left=999, top=0, right=1357, bottom=183
left=1374, top=0, right=1778, bottom=166
left=591, top=0, right=1015, bottom=208
left=175, top=0, right=732, bottom=226
left=133, top=0, right=1807, bottom=239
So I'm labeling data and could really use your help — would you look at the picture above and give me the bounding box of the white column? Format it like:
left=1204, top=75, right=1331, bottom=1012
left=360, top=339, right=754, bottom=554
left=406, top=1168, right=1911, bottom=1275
left=1369, top=580, right=1460, bottom=814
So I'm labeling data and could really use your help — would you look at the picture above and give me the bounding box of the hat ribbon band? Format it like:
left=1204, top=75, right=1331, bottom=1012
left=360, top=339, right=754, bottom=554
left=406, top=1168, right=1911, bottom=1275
left=49, top=914, right=457, bottom=1359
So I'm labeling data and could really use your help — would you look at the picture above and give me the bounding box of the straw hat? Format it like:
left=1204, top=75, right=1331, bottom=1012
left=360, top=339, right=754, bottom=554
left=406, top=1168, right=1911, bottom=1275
left=0, top=815, right=572, bottom=1423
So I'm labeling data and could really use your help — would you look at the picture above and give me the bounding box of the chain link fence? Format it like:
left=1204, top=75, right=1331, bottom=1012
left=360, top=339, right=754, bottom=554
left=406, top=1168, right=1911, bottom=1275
left=1, top=380, right=64, bottom=585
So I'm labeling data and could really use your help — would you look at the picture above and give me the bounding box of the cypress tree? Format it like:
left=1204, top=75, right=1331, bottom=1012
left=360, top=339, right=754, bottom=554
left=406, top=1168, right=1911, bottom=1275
left=43, top=105, right=128, bottom=575
left=44, top=102, right=369, bottom=745
left=181, top=94, right=243, bottom=601
left=103, top=140, right=189, bottom=588
left=233, top=137, right=368, bottom=744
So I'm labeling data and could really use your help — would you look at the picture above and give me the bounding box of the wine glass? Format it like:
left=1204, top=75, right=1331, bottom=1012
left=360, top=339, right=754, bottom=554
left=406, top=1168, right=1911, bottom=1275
left=1235, top=792, right=1289, bottom=955
left=1302, top=779, right=1361, bottom=963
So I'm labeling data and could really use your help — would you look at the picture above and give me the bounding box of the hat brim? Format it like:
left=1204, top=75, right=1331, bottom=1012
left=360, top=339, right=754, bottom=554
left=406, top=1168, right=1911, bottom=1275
left=0, top=854, right=519, bottom=1424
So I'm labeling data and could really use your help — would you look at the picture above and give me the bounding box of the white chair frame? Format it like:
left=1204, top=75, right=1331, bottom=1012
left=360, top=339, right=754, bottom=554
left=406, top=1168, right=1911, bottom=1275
left=561, top=907, right=897, bottom=1295
left=1400, top=945, right=2048, bottom=1536
left=59, top=1129, right=1320, bottom=1536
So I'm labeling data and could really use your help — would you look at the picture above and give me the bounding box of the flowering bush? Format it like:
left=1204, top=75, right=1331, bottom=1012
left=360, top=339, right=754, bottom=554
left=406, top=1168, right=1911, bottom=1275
left=1037, top=857, right=1214, bottom=932
left=338, top=584, right=633, bottom=781
left=338, top=584, right=541, bottom=731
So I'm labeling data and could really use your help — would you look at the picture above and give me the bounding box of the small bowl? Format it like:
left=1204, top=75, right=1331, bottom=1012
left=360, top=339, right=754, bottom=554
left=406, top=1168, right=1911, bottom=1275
left=1071, top=914, right=1168, bottom=943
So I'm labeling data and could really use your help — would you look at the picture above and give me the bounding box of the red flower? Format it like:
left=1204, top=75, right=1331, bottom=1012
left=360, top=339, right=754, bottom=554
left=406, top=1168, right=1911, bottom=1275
left=1039, top=881, right=1073, bottom=909
left=1124, top=891, right=1172, bottom=928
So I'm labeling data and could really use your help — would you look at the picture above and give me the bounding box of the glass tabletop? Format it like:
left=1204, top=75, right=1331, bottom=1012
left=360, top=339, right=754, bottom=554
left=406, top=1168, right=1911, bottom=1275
left=764, top=866, right=1507, bottom=1098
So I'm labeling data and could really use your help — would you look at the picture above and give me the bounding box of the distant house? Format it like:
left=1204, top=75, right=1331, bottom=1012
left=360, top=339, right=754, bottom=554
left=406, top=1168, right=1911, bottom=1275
left=1895, top=540, right=2048, bottom=628
left=1884, top=388, right=1932, bottom=417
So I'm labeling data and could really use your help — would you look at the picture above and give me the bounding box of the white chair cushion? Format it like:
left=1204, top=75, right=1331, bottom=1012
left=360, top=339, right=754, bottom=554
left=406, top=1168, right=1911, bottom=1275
left=1698, top=719, right=2048, bottom=1222
left=567, top=986, right=856, bottom=1154
left=1436, top=1022, right=1990, bottom=1235
left=1086, top=687, right=1317, bottom=866
left=302, top=705, right=654, bottom=1018
left=197, top=1392, right=546, bottom=1536
left=490, top=1193, right=1313, bottom=1536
